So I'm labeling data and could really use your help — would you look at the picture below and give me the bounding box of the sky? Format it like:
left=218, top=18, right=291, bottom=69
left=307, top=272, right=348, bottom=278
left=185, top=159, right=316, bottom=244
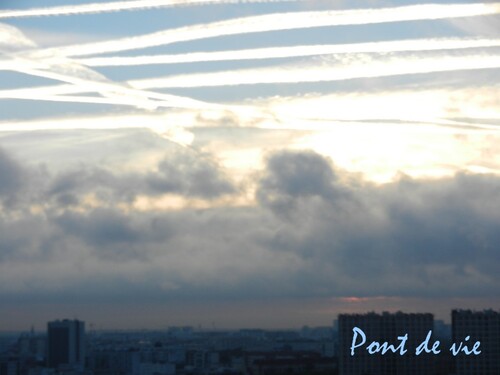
left=0, top=0, right=499, bottom=331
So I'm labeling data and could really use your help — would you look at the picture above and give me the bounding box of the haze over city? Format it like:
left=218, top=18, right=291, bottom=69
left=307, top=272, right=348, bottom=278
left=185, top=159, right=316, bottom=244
left=0, top=0, right=500, bottom=331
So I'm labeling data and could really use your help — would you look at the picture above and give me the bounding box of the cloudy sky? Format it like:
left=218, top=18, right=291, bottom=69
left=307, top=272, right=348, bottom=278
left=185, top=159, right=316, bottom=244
left=0, top=0, right=499, bottom=331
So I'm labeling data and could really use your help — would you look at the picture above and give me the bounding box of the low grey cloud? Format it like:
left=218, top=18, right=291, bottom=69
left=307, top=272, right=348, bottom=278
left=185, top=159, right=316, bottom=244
left=256, top=150, right=348, bottom=215
left=0, top=147, right=24, bottom=201
left=146, top=148, right=235, bottom=198
left=38, top=147, right=236, bottom=208
left=56, top=209, right=143, bottom=248
left=255, top=151, right=500, bottom=298
left=0, top=147, right=498, bottom=310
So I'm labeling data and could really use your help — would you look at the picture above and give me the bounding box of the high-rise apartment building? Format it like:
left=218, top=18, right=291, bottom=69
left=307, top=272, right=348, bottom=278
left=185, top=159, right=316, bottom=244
left=47, top=319, right=85, bottom=370
left=452, top=309, right=500, bottom=375
left=339, top=312, right=434, bottom=375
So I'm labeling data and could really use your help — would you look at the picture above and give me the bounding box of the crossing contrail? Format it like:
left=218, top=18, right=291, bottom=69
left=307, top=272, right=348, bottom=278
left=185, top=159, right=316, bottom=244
left=0, top=92, right=157, bottom=107
left=0, top=56, right=211, bottom=110
left=0, top=113, right=197, bottom=146
left=77, top=38, right=500, bottom=67
left=4, top=48, right=500, bottom=100
left=1, top=22, right=219, bottom=111
left=127, top=54, right=500, bottom=89
left=0, top=0, right=297, bottom=19
left=2, top=3, right=499, bottom=141
left=43, top=2, right=500, bottom=57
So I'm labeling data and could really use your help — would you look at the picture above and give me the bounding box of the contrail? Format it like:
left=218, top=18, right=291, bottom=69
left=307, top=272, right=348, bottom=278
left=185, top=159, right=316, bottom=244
left=1, top=19, right=230, bottom=115
left=258, top=87, right=500, bottom=131
left=78, top=38, right=500, bottom=67
left=0, top=92, right=156, bottom=107
left=0, top=53, right=220, bottom=110
left=0, top=0, right=297, bottom=19
left=1, top=61, right=206, bottom=110
left=45, top=2, right=500, bottom=57
left=0, top=84, right=226, bottom=112
left=0, top=84, right=89, bottom=97
left=0, top=82, right=170, bottom=108
left=1, top=23, right=215, bottom=111
left=5, top=47, right=500, bottom=99
left=1, top=98, right=498, bottom=138
left=128, top=54, right=500, bottom=89
left=0, top=113, right=196, bottom=146
left=0, top=51, right=247, bottom=113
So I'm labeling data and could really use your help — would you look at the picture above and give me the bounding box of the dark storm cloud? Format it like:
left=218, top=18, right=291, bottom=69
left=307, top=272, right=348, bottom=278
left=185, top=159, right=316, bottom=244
left=0, top=147, right=499, bottom=305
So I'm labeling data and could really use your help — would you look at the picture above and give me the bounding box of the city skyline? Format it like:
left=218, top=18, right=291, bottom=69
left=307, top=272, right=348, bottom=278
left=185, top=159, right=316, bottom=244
left=3, top=310, right=499, bottom=375
left=1, top=0, right=500, bottom=330
left=2, top=310, right=499, bottom=375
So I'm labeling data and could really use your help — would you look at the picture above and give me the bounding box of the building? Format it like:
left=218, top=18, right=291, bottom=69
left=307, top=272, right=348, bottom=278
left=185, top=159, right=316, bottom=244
left=338, top=312, right=434, bottom=375
left=0, top=357, right=17, bottom=375
left=452, top=309, right=500, bottom=375
left=47, top=319, right=85, bottom=370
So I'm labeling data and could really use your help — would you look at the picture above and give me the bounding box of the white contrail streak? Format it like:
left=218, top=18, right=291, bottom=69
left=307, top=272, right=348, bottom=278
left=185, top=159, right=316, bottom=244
left=0, top=93, right=154, bottom=107
left=128, top=54, right=500, bottom=89
left=0, top=0, right=296, bottom=19
left=9, top=66, right=204, bottom=109
left=42, top=2, right=500, bottom=57
left=78, top=38, right=500, bottom=67
left=0, top=55, right=219, bottom=110
left=1, top=23, right=215, bottom=111
left=0, top=81, right=170, bottom=108
left=4, top=48, right=500, bottom=99
left=0, top=84, right=88, bottom=97
left=0, top=114, right=195, bottom=146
